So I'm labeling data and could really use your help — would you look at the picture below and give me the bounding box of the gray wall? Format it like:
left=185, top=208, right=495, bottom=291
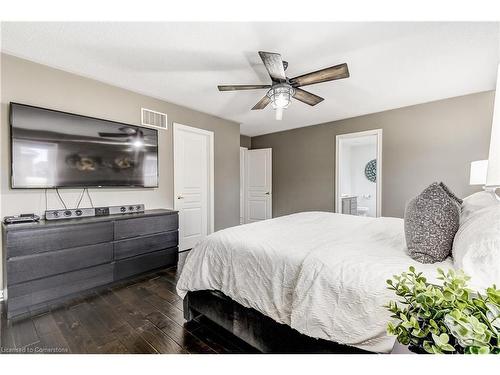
left=252, top=91, right=494, bottom=218
left=0, top=54, right=241, bottom=290
left=240, top=135, right=251, bottom=148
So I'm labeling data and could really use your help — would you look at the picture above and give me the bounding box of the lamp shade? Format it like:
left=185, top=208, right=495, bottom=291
left=470, top=160, right=488, bottom=185
left=486, top=64, right=500, bottom=187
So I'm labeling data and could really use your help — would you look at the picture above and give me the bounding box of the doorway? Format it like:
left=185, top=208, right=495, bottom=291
left=173, top=123, right=214, bottom=251
left=243, top=148, right=272, bottom=223
left=335, top=129, right=382, bottom=217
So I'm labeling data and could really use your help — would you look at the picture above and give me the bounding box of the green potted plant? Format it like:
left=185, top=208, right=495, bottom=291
left=386, top=267, right=500, bottom=354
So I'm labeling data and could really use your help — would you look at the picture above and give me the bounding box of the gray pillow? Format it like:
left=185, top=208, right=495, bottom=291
left=439, top=182, right=463, bottom=206
left=404, top=182, right=461, bottom=263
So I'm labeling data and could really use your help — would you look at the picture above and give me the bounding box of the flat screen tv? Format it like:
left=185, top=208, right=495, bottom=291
left=10, top=103, right=159, bottom=188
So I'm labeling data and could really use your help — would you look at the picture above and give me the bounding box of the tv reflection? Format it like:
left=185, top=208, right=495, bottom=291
left=12, top=124, right=158, bottom=188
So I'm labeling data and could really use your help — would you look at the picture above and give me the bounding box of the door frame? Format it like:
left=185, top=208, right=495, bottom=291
left=240, top=147, right=248, bottom=224
left=173, top=123, right=215, bottom=238
left=335, top=129, right=383, bottom=217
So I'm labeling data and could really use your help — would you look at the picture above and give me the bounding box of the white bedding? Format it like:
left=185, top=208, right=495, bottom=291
left=176, top=211, right=454, bottom=353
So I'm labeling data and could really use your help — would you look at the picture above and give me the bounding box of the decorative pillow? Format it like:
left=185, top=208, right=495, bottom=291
left=439, top=182, right=463, bottom=206
left=460, top=191, right=500, bottom=224
left=404, top=182, right=461, bottom=263
left=453, top=204, right=500, bottom=290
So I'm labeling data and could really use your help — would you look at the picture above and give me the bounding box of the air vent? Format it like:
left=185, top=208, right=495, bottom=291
left=141, top=108, right=168, bottom=129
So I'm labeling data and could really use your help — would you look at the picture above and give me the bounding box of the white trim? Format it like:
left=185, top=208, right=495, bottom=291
left=335, top=129, right=383, bottom=217
left=173, top=123, right=215, bottom=237
left=240, top=147, right=248, bottom=224
left=0, top=53, right=2, bottom=300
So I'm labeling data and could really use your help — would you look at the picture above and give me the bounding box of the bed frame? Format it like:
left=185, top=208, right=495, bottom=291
left=183, top=290, right=370, bottom=354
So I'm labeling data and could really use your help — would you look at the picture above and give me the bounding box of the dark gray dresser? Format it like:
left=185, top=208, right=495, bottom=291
left=2, top=209, right=178, bottom=318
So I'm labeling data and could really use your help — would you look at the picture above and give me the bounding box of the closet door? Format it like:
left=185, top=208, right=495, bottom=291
left=174, top=123, right=214, bottom=251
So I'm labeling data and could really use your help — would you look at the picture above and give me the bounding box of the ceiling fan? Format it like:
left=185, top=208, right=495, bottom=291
left=99, top=126, right=144, bottom=147
left=217, top=51, right=349, bottom=120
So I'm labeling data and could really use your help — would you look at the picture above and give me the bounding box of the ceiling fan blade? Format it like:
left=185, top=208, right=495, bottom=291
left=258, top=51, right=286, bottom=82
left=290, top=63, right=349, bottom=87
left=251, top=95, right=271, bottom=110
left=218, top=84, right=271, bottom=91
left=292, top=88, right=324, bottom=106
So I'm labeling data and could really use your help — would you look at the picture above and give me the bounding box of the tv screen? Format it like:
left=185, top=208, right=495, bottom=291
left=10, top=103, right=159, bottom=188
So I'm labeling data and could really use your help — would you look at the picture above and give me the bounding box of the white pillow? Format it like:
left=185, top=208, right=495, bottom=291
left=453, top=204, right=500, bottom=290
left=460, top=191, right=500, bottom=224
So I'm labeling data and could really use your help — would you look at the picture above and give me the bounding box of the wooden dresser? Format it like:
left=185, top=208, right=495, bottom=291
left=2, top=209, right=178, bottom=318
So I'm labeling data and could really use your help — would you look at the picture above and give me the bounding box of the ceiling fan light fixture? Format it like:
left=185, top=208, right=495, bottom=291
left=132, top=139, right=144, bottom=148
left=267, top=84, right=294, bottom=120
left=267, top=84, right=294, bottom=109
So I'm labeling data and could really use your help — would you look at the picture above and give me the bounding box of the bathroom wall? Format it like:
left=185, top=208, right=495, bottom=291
left=339, top=142, right=352, bottom=198
left=349, top=143, right=377, bottom=217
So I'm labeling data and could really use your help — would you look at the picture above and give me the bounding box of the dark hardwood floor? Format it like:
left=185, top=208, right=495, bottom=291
left=0, top=251, right=258, bottom=354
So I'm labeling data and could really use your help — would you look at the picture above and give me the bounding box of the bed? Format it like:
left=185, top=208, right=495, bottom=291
left=176, top=211, right=454, bottom=353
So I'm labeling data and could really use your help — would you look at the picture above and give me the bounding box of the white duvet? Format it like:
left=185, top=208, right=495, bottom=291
left=176, top=211, right=453, bottom=353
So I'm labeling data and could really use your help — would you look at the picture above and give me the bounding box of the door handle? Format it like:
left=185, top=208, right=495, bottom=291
left=265, top=192, right=271, bottom=195
left=177, top=195, right=184, bottom=199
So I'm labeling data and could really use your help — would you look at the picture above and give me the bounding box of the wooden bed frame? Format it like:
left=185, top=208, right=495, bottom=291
left=183, top=290, right=370, bottom=354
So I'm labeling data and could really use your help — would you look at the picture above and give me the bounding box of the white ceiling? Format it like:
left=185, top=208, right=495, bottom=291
left=1, top=22, right=499, bottom=136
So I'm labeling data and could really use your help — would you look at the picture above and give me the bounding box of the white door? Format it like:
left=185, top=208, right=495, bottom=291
left=174, top=123, right=214, bottom=251
left=245, top=148, right=272, bottom=223
left=240, top=147, right=248, bottom=224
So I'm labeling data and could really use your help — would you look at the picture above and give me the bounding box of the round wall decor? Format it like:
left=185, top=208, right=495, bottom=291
left=365, top=159, right=377, bottom=183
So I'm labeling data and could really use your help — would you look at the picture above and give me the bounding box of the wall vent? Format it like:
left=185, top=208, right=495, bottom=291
left=141, top=108, right=168, bottom=130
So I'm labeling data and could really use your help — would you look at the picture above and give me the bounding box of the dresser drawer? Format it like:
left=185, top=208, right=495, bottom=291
left=8, top=264, right=113, bottom=317
left=6, top=222, right=113, bottom=258
left=7, top=242, right=113, bottom=285
left=114, top=214, right=178, bottom=240
left=114, top=247, right=178, bottom=281
left=114, top=231, right=178, bottom=260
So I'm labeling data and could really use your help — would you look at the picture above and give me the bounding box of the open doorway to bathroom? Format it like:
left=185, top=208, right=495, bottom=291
left=335, top=129, right=382, bottom=217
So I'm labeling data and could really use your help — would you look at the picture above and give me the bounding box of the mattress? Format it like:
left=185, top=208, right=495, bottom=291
left=176, top=211, right=454, bottom=353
